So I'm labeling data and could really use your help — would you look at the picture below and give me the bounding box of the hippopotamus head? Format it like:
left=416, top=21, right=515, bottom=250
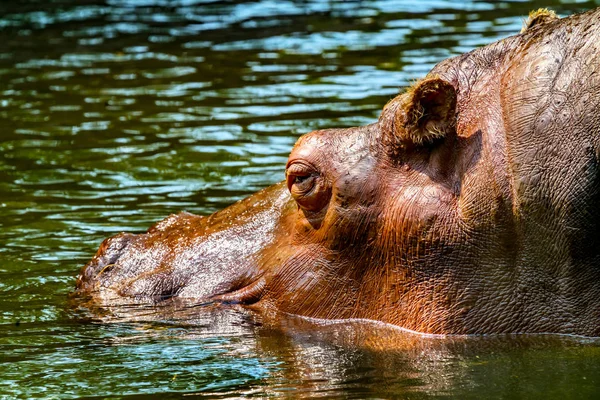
left=75, top=8, right=600, bottom=336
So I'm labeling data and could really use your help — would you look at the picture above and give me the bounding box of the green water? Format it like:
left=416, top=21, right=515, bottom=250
left=1, top=0, right=600, bottom=398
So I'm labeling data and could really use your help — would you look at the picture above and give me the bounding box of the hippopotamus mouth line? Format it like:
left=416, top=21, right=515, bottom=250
left=212, top=277, right=266, bottom=305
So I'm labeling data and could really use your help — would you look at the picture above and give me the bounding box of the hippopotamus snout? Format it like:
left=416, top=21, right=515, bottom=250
left=76, top=186, right=295, bottom=303
left=76, top=233, right=137, bottom=293
left=78, top=227, right=199, bottom=301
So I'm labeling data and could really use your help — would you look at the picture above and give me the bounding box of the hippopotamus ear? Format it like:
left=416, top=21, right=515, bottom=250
left=404, top=77, right=457, bottom=145
left=381, top=77, right=457, bottom=149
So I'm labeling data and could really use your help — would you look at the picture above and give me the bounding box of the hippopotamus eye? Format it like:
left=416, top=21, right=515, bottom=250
left=293, top=174, right=312, bottom=185
left=285, top=161, right=329, bottom=211
left=286, top=162, right=316, bottom=193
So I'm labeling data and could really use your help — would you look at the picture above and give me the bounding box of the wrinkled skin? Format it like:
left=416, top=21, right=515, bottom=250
left=75, top=8, right=600, bottom=336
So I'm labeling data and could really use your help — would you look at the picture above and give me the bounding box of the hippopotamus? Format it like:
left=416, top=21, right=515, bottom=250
left=75, top=8, right=600, bottom=336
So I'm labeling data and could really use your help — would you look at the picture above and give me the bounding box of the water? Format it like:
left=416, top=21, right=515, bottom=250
left=1, top=0, right=600, bottom=398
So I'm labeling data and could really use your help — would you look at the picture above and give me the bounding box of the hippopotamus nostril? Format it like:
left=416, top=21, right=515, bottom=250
left=96, top=263, right=118, bottom=277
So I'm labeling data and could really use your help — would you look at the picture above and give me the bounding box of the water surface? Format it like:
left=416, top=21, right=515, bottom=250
left=1, top=0, right=600, bottom=398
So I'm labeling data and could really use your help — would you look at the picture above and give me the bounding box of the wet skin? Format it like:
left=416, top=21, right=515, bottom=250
left=75, top=8, right=600, bottom=336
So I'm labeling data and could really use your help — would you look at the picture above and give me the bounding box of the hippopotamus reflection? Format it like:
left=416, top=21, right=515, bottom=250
left=75, top=8, right=600, bottom=336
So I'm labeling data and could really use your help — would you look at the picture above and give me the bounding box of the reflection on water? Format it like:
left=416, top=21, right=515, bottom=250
left=1, top=0, right=600, bottom=398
